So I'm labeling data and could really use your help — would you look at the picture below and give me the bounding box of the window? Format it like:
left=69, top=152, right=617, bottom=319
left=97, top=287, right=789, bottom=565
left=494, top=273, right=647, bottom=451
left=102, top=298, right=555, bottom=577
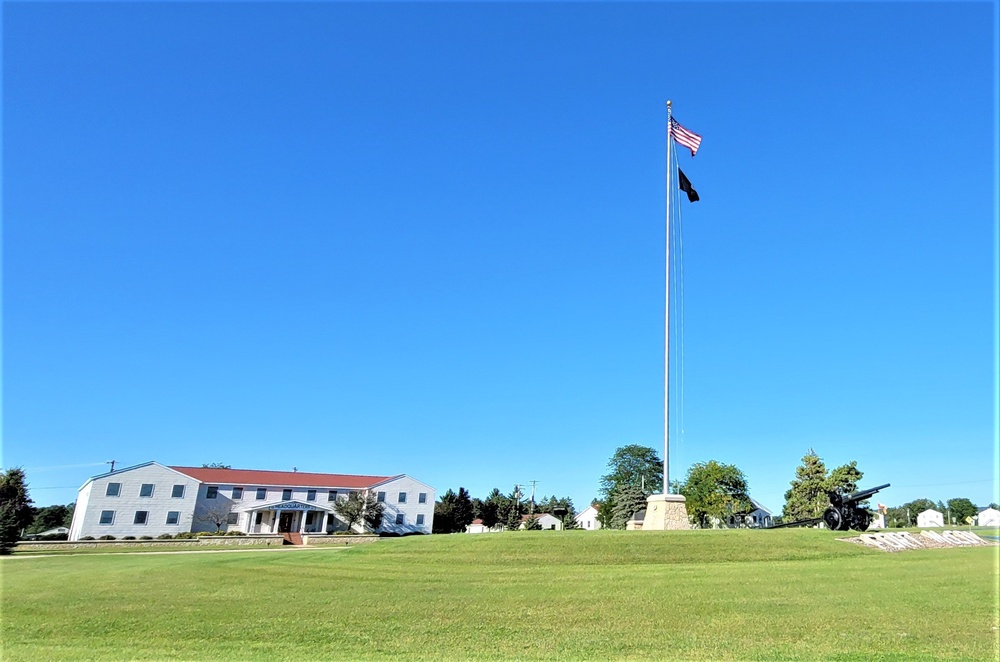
left=307, top=490, right=316, bottom=502
left=395, top=513, right=404, bottom=525
left=99, top=510, right=115, bottom=525
left=106, top=483, right=121, bottom=497
left=398, top=492, right=407, bottom=504
left=327, top=490, right=338, bottom=501
left=226, top=513, right=239, bottom=525
left=206, top=486, right=219, bottom=499
left=256, top=488, right=267, bottom=500
left=232, top=487, right=243, bottom=500
left=418, top=492, right=427, bottom=504
left=171, top=484, right=185, bottom=498
left=377, top=491, right=386, bottom=503
left=282, top=489, right=292, bottom=500
left=139, top=483, right=154, bottom=497
left=166, top=511, right=180, bottom=525
left=134, top=511, right=149, bottom=525
left=416, top=514, right=425, bottom=526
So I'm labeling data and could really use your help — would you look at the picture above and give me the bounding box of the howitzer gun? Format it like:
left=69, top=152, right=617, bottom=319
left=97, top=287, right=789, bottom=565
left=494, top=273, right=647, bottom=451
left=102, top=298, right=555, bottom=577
left=768, top=483, right=890, bottom=531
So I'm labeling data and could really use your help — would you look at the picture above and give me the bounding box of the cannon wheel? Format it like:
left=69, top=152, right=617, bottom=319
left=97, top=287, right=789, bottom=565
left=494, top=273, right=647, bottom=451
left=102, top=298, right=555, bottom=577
left=823, top=507, right=844, bottom=531
left=850, top=510, right=871, bottom=532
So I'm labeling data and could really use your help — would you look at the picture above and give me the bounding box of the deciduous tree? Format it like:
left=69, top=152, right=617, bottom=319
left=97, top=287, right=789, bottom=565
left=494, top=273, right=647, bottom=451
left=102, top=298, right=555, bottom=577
left=946, top=497, right=977, bottom=525
left=334, top=491, right=367, bottom=532
left=679, top=461, right=751, bottom=529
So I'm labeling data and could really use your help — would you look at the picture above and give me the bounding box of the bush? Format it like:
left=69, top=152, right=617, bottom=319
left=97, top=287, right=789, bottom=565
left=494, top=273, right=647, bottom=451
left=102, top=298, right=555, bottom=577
left=157, top=533, right=174, bottom=539
left=98, top=535, right=116, bottom=540
left=37, top=533, right=69, bottom=541
left=80, top=536, right=95, bottom=540
left=196, top=531, right=218, bottom=537
left=224, top=530, right=246, bottom=536
left=122, top=536, right=136, bottom=540
left=139, top=535, right=153, bottom=540
left=174, top=532, right=198, bottom=539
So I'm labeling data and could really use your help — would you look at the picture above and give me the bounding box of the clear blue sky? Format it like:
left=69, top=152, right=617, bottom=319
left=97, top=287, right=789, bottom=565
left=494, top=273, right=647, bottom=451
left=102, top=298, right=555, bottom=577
left=3, top=3, right=996, bottom=515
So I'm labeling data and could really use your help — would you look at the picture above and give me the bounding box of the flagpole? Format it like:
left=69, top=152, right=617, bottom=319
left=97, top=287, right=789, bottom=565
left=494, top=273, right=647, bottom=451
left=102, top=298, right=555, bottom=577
left=664, top=100, right=673, bottom=495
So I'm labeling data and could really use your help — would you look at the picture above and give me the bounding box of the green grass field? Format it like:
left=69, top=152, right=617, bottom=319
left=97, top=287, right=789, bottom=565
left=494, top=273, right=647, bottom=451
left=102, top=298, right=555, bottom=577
left=3, top=529, right=997, bottom=661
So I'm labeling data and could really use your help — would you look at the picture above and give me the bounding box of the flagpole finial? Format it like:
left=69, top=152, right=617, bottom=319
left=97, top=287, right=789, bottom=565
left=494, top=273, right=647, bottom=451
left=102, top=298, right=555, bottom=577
left=666, top=100, right=672, bottom=107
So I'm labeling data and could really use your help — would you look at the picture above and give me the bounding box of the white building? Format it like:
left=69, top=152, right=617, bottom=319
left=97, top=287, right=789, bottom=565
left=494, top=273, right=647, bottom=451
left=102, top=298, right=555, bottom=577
left=574, top=505, right=601, bottom=530
left=68, top=462, right=435, bottom=541
left=975, top=507, right=1000, bottom=527
left=521, top=513, right=562, bottom=530
left=745, top=499, right=773, bottom=528
left=466, top=518, right=493, bottom=534
left=916, top=508, right=944, bottom=528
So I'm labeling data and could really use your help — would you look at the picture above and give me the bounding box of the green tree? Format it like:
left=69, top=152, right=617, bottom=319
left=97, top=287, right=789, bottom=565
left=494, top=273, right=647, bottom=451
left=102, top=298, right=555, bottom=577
left=561, top=513, right=580, bottom=530
left=522, top=515, right=542, bottom=530
left=26, top=503, right=74, bottom=534
left=946, top=498, right=977, bottom=525
left=499, top=489, right=524, bottom=531
left=826, top=461, right=863, bottom=495
left=609, top=484, right=648, bottom=529
left=362, top=492, right=384, bottom=532
left=0, top=468, right=35, bottom=554
left=679, top=460, right=751, bottom=529
left=600, top=445, right=663, bottom=499
left=333, top=491, right=367, bottom=531
left=782, top=450, right=830, bottom=522
left=432, top=488, right=475, bottom=534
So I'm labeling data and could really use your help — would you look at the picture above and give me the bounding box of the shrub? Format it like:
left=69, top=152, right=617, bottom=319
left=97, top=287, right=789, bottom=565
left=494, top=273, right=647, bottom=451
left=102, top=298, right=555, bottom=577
left=122, top=536, right=136, bottom=540
left=80, top=536, right=95, bottom=540
left=196, top=531, right=218, bottom=537
left=37, top=533, right=69, bottom=541
left=157, top=533, right=174, bottom=539
left=98, top=535, right=116, bottom=540
left=139, top=535, right=153, bottom=540
left=174, top=532, right=198, bottom=539
left=224, top=530, right=246, bottom=536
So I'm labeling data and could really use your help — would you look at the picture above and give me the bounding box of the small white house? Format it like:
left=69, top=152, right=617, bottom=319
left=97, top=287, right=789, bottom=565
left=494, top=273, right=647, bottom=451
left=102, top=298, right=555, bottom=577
left=916, top=508, right=944, bottom=528
left=745, top=499, right=773, bottom=528
left=975, top=507, right=1000, bottom=527
left=574, top=505, right=601, bottom=530
left=466, top=518, right=494, bottom=534
left=521, top=513, right=562, bottom=530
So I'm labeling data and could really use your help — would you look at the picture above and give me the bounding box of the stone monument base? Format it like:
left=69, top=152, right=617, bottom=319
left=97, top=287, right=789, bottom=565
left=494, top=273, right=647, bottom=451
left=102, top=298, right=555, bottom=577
left=640, top=493, right=689, bottom=530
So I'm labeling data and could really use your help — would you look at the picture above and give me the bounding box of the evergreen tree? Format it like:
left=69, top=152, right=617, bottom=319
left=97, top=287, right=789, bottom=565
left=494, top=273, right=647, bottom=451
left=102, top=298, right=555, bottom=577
left=499, top=489, right=524, bottom=531
left=826, top=461, right=863, bottom=495
left=432, top=488, right=475, bottom=533
left=609, top=484, right=648, bottom=529
left=479, top=488, right=504, bottom=529
left=782, top=450, right=830, bottom=522
left=561, top=512, right=579, bottom=529
left=522, top=515, right=542, bottom=530
left=0, top=468, right=35, bottom=554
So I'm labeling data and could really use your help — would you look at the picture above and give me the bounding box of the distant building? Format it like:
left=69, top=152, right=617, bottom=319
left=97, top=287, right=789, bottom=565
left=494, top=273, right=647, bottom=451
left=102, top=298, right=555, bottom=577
left=68, top=462, right=435, bottom=541
left=916, top=509, right=944, bottom=528
left=521, top=513, right=562, bottom=530
left=574, top=505, right=601, bottom=530
left=466, top=518, right=494, bottom=534
left=975, top=507, right=1000, bottom=527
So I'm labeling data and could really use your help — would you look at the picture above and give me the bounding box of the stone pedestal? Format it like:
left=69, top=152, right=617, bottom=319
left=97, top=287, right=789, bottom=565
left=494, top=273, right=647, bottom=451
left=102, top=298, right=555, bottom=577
left=640, top=493, right=690, bottom=530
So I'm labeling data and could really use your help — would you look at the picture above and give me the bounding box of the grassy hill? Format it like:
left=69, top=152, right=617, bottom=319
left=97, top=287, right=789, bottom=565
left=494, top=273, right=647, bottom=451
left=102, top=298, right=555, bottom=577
left=4, top=529, right=997, bottom=660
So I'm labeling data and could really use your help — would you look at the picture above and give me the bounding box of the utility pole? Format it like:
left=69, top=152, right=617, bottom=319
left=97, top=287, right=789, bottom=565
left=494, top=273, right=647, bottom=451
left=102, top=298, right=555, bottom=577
left=529, top=480, right=538, bottom=515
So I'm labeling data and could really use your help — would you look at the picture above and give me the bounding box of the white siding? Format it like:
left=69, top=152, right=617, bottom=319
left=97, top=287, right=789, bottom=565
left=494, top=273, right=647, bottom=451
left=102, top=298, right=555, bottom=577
left=70, top=463, right=200, bottom=540
left=372, top=475, right=435, bottom=534
left=575, top=506, right=601, bottom=530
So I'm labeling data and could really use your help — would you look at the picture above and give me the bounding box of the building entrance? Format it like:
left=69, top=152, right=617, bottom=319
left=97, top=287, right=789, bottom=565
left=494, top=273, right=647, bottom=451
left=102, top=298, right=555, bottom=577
left=278, top=511, right=295, bottom=533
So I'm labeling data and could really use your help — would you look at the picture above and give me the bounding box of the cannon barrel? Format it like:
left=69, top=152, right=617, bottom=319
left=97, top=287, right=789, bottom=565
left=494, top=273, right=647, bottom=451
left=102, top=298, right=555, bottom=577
left=841, top=483, right=890, bottom=504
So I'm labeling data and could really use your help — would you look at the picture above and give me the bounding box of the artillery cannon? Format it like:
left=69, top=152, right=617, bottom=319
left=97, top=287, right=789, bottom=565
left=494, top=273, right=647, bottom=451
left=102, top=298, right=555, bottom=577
left=769, top=483, right=890, bottom=531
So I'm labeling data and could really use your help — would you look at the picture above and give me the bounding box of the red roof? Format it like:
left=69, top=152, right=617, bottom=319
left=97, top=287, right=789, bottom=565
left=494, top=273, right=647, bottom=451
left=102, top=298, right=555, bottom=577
left=169, top=466, right=395, bottom=489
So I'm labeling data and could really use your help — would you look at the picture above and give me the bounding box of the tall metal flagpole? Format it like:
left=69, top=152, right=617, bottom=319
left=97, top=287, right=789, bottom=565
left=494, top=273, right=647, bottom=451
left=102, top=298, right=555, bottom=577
left=664, top=100, right=673, bottom=495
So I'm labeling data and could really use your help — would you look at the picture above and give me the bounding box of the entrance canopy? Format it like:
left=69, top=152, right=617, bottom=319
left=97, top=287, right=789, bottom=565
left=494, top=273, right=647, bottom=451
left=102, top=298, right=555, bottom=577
left=237, top=500, right=335, bottom=514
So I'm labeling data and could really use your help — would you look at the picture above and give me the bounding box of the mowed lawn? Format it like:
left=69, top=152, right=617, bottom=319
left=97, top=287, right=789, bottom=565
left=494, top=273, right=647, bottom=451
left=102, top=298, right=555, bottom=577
left=3, top=529, right=997, bottom=661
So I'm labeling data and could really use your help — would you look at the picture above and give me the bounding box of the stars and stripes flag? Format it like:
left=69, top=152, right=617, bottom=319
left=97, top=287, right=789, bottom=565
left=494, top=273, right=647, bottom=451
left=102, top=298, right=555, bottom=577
left=669, top=117, right=702, bottom=157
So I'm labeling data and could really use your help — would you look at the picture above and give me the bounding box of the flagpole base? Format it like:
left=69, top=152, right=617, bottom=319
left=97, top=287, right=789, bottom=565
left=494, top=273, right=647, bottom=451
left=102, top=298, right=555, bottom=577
left=640, top=493, right=690, bottom=531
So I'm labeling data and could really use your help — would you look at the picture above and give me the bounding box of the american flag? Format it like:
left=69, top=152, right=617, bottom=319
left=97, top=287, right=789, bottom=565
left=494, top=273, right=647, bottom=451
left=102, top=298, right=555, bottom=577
left=669, top=117, right=702, bottom=157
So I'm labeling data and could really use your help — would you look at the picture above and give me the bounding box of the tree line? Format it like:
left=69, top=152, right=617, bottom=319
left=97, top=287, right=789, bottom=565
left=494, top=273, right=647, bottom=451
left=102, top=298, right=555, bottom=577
left=432, top=487, right=578, bottom=534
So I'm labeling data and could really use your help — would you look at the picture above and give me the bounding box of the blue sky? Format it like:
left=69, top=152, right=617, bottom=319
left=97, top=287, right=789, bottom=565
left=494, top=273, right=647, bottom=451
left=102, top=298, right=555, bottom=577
left=3, top=2, right=996, bottom=515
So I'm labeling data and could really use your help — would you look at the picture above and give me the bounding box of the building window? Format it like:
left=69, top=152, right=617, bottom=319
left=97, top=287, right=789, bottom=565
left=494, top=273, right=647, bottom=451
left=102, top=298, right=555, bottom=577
left=171, top=484, right=185, bottom=498
left=416, top=514, right=425, bottom=526
left=395, top=513, right=404, bottom=525
left=307, top=490, right=316, bottom=502
left=139, top=483, right=154, bottom=497
left=232, top=487, right=243, bottom=500
left=327, top=490, right=338, bottom=501
left=206, top=486, right=219, bottom=499
left=166, top=511, right=180, bottom=525
left=106, top=483, right=121, bottom=497
left=226, top=513, right=239, bottom=525
left=398, top=492, right=407, bottom=504
left=418, top=492, right=427, bottom=504
left=377, top=491, right=386, bottom=503
left=256, top=488, right=267, bottom=500
left=134, top=511, right=149, bottom=525
left=99, top=510, right=115, bottom=525
left=282, top=489, right=292, bottom=500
